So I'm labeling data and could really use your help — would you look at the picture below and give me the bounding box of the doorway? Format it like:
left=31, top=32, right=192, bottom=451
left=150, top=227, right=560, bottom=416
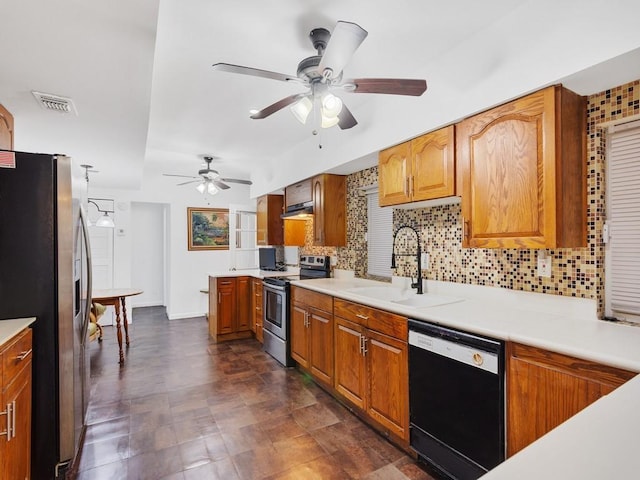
left=131, top=202, right=167, bottom=308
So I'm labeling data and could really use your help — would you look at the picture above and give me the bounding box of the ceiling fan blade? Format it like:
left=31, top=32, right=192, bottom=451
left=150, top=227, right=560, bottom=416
left=163, top=173, right=199, bottom=179
left=221, top=178, right=253, bottom=185
left=212, top=63, right=301, bottom=83
left=345, top=78, right=427, bottom=96
left=318, top=21, right=368, bottom=80
left=212, top=179, right=231, bottom=190
left=338, top=104, right=358, bottom=130
left=176, top=180, right=202, bottom=186
left=250, top=93, right=305, bottom=119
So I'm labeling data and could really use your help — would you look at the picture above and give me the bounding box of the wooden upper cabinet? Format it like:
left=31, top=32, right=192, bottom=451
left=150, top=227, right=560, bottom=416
left=379, top=142, right=411, bottom=206
left=0, top=104, right=14, bottom=150
left=379, top=125, right=455, bottom=207
left=456, top=85, right=586, bottom=248
left=412, top=126, right=455, bottom=201
left=256, top=194, right=284, bottom=246
left=312, top=173, right=346, bottom=246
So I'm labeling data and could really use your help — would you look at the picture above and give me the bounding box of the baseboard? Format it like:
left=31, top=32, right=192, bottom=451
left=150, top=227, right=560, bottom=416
left=130, top=300, right=164, bottom=308
left=168, top=311, right=207, bottom=320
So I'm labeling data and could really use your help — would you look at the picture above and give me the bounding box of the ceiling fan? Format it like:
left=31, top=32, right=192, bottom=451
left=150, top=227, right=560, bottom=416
left=163, top=156, right=252, bottom=195
left=212, top=21, right=427, bottom=130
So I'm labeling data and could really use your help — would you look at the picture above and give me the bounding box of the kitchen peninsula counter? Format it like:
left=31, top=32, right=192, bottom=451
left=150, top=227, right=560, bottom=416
left=207, top=268, right=300, bottom=280
left=290, top=276, right=640, bottom=479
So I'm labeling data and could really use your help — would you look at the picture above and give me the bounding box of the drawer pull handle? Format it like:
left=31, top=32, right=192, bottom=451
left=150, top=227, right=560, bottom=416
left=16, top=349, right=32, bottom=362
left=356, top=314, right=369, bottom=320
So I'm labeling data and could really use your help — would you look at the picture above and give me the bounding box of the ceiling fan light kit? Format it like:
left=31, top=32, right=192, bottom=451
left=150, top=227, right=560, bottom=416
left=212, top=20, right=427, bottom=132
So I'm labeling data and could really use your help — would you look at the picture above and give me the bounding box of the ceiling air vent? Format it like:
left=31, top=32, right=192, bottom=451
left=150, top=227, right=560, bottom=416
left=32, top=91, right=77, bottom=115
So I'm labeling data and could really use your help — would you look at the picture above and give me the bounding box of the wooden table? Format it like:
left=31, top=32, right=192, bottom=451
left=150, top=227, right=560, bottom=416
left=92, top=288, right=143, bottom=364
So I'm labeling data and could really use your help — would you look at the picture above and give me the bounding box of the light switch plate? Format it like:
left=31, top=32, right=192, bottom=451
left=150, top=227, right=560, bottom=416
left=421, top=253, right=429, bottom=270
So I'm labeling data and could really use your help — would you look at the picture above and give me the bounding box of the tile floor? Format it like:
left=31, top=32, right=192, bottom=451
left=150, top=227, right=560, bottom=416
left=77, top=306, right=435, bottom=479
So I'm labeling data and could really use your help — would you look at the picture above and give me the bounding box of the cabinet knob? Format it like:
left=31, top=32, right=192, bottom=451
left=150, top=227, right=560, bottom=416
left=356, top=314, right=369, bottom=321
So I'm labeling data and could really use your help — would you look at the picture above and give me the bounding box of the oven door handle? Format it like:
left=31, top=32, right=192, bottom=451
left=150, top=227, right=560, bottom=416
left=264, top=283, right=286, bottom=292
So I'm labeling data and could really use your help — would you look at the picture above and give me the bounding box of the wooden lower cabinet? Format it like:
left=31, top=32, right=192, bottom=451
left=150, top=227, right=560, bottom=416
left=333, top=299, right=409, bottom=443
left=507, top=342, right=635, bottom=456
left=1, top=328, right=33, bottom=480
left=208, top=276, right=253, bottom=342
left=290, top=287, right=334, bottom=389
left=366, top=329, right=408, bottom=438
left=251, top=278, right=263, bottom=343
left=334, top=317, right=366, bottom=409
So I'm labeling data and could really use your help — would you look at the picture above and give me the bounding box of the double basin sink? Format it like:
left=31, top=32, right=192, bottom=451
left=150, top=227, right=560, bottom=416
left=345, top=286, right=463, bottom=309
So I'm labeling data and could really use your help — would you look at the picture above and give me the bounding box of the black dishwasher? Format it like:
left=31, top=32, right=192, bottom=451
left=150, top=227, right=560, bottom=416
left=408, top=319, right=505, bottom=480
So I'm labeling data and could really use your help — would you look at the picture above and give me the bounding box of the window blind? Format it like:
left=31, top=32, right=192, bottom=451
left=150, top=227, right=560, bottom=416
left=606, top=120, right=640, bottom=319
left=367, top=191, right=393, bottom=277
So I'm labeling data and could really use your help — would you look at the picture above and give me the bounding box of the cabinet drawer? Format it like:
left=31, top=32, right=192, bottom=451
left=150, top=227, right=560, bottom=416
left=334, top=299, right=407, bottom=340
left=2, top=328, right=32, bottom=384
left=291, top=286, right=333, bottom=312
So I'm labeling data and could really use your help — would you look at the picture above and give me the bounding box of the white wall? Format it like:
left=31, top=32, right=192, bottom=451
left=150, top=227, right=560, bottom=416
left=90, top=165, right=255, bottom=320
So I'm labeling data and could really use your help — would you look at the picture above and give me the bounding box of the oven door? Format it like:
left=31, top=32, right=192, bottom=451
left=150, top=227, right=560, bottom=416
left=263, top=283, right=287, bottom=339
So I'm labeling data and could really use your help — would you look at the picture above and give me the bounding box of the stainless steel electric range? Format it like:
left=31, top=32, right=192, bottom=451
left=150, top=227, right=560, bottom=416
left=262, top=255, right=331, bottom=366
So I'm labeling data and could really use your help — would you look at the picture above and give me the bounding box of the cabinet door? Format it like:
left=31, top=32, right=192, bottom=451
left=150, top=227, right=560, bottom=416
left=2, top=360, right=32, bottom=480
left=334, top=317, right=366, bottom=409
left=290, top=303, right=310, bottom=368
left=235, top=277, right=251, bottom=332
left=251, top=279, right=263, bottom=343
left=379, top=142, right=411, bottom=206
left=411, top=126, right=455, bottom=201
left=366, top=329, right=409, bottom=440
left=312, top=175, right=325, bottom=245
left=256, top=196, right=268, bottom=245
left=457, top=88, right=554, bottom=248
left=257, top=195, right=284, bottom=246
left=0, top=104, right=14, bottom=150
left=216, top=278, right=236, bottom=335
left=309, top=307, right=333, bottom=388
left=507, top=343, right=635, bottom=456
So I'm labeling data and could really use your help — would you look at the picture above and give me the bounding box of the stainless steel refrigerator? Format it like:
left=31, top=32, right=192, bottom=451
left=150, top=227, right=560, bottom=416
left=0, top=150, right=92, bottom=479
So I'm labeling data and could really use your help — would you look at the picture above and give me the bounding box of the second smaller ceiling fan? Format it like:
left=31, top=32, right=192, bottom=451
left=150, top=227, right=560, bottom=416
left=163, top=156, right=252, bottom=195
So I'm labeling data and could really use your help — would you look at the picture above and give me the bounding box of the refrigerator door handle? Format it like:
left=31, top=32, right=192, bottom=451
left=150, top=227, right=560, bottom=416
left=79, top=207, right=93, bottom=334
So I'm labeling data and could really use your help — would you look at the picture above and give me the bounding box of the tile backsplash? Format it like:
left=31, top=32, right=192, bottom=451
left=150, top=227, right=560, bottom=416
left=319, top=79, right=640, bottom=317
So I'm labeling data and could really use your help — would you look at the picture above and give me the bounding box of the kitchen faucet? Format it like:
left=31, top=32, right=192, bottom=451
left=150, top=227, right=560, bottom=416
left=390, top=225, right=424, bottom=295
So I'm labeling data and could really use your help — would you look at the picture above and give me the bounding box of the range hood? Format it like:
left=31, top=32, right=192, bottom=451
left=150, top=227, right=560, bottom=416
left=281, top=201, right=313, bottom=219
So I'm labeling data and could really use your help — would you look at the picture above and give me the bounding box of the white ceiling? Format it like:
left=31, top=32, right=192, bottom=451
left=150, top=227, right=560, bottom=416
left=2, top=0, right=640, bottom=196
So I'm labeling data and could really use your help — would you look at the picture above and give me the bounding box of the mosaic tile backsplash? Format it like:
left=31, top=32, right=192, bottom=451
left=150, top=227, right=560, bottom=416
left=302, top=79, right=639, bottom=317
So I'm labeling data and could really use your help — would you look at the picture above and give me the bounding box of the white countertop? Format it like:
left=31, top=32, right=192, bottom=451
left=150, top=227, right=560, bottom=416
left=289, top=276, right=640, bottom=479
left=0, top=317, right=35, bottom=345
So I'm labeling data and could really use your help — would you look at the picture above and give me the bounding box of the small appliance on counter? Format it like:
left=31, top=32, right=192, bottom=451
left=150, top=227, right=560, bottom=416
left=262, top=255, right=331, bottom=366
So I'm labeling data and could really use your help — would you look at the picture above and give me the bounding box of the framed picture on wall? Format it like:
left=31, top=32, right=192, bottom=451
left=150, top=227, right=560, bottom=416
left=187, top=207, right=230, bottom=251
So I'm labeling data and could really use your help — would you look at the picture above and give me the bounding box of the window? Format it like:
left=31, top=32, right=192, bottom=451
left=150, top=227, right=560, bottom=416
left=366, top=190, right=393, bottom=277
left=605, top=119, right=640, bottom=323
left=229, top=208, right=257, bottom=270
